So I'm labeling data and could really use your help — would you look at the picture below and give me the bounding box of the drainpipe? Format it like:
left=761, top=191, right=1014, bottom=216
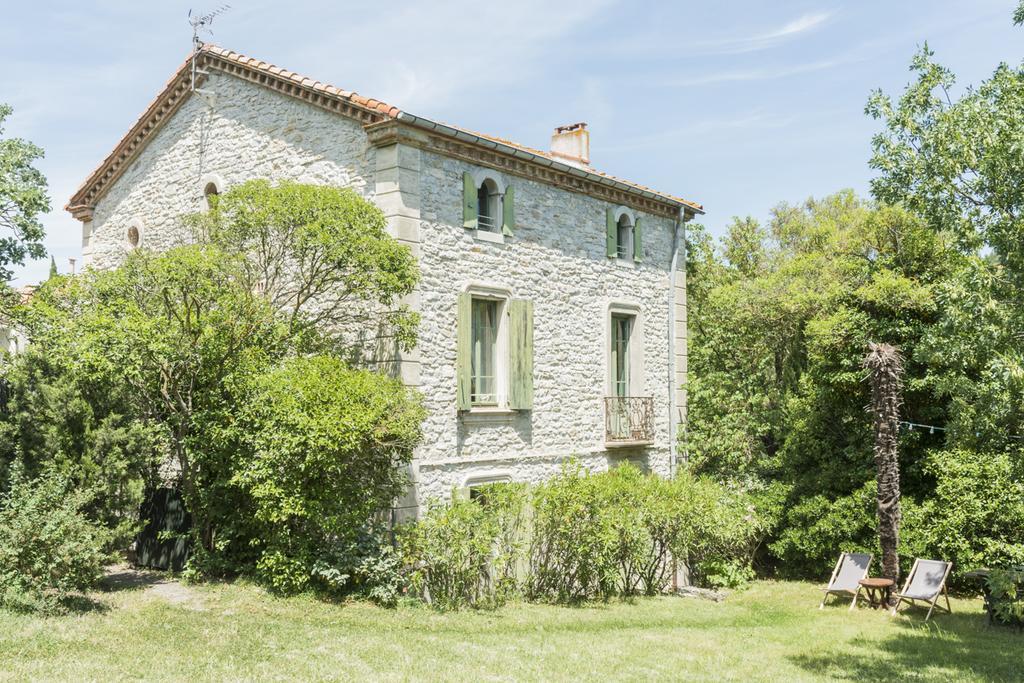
left=668, top=207, right=684, bottom=479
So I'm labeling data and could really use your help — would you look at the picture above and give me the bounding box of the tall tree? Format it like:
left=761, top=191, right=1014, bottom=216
left=864, top=342, right=904, bottom=585
left=0, top=104, right=48, bottom=281
left=866, top=17, right=1024, bottom=447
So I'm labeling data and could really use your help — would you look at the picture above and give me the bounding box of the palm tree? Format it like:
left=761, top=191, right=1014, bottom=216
left=864, top=342, right=903, bottom=586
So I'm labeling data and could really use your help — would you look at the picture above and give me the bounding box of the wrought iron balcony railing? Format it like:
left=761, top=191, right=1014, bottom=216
left=604, top=396, right=655, bottom=445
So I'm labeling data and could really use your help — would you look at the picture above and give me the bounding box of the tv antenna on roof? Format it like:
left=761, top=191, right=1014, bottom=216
left=188, top=5, right=231, bottom=92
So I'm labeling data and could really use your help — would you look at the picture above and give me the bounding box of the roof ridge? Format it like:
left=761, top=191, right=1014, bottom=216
left=67, top=44, right=702, bottom=217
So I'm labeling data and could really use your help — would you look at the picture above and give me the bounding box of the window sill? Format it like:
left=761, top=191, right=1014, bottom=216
left=605, top=439, right=654, bottom=449
left=612, top=257, right=636, bottom=269
left=472, top=229, right=506, bottom=245
left=461, top=407, right=519, bottom=423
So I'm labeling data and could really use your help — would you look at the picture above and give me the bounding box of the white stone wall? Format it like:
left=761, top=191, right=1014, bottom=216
left=412, top=150, right=678, bottom=505
left=83, top=70, right=685, bottom=513
left=87, top=72, right=374, bottom=270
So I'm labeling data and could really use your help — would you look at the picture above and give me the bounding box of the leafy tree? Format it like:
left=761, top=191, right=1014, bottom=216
left=0, top=348, right=164, bottom=547
left=231, top=355, right=424, bottom=593
left=14, top=181, right=423, bottom=586
left=189, top=180, right=420, bottom=354
left=685, top=192, right=964, bottom=575
left=0, top=104, right=48, bottom=281
left=866, top=36, right=1024, bottom=447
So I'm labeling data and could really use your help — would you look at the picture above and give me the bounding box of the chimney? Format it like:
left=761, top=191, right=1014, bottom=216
left=550, top=122, right=590, bottom=168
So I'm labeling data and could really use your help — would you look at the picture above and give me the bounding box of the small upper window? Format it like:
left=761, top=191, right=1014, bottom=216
left=616, top=215, right=633, bottom=260
left=204, top=182, right=220, bottom=210
left=476, top=178, right=501, bottom=233
left=126, top=218, right=144, bottom=249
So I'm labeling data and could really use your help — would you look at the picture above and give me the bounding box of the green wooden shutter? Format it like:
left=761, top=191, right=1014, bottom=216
left=463, top=172, right=478, bottom=229
left=456, top=292, right=473, bottom=410
left=508, top=299, right=534, bottom=410
left=502, top=185, right=515, bottom=237
left=633, top=216, right=643, bottom=262
left=606, top=208, right=617, bottom=258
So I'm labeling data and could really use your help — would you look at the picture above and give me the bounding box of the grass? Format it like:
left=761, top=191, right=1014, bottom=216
left=0, top=577, right=1020, bottom=682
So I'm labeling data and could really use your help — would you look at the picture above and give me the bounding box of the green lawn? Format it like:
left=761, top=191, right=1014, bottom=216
left=0, top=576, right=1019, bottom=682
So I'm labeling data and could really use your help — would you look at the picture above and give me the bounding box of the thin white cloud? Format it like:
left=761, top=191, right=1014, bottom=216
left=662, top=56, right=864, bottom=88
left=286, top=0, right=616, bottom=113
left=688, top=11, right=835, bottom=55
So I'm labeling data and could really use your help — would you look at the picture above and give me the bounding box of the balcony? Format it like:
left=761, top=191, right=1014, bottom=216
left=604, top=396, right=655, bottom=447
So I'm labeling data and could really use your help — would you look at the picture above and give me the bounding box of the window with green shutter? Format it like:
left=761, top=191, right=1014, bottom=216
left=607, top=207, right=641, bottom=261
left=456, top=292, right=533, bottom=411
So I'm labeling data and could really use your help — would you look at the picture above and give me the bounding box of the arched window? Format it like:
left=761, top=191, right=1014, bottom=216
left=462, top=170, right=513, bottom=237
left=616, top=214, right=633, bottom=260
left=606, top=206, right=641, bottom=262
left=476, top=178, right=501, bottom=232
left=200, top=174, right=225, bottom=210
left=204, top=182, right=220, bottom=210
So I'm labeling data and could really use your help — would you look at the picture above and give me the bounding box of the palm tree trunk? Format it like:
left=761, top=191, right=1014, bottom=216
left=864, top=342, right=903, bottom=586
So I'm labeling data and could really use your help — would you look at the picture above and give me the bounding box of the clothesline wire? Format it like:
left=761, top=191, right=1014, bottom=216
left=899, top=420, right=1024, bottom=441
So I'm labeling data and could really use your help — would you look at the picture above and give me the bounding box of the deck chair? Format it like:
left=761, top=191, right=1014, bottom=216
left=820, top=552, right=872, bottom=610
left=890, top=559, right=953, bottom=621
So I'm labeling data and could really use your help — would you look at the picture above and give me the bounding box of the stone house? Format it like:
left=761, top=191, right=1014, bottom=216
left=66, top=45, right=703, bottom=515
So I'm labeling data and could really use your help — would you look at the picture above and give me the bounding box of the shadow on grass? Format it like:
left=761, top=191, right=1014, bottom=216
left=791, top=609, right=1022, bottom=682
left=99, top=566, right=167, bottom=593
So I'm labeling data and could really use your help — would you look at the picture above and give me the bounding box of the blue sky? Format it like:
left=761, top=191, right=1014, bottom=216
left=1, top=0, right=1021, bottom=284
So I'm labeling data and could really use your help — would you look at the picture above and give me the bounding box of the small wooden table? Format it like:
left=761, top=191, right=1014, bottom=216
left=858, top=578, right=895, bottom=609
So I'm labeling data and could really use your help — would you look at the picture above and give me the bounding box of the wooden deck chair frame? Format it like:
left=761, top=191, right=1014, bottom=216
left=820, top=552, right=872, bottom=610
left=890, top=559, right=953, bottom=621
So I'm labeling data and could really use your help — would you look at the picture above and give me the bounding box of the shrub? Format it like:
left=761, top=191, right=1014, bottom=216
left=986, top=568, right=1024, bottom=628
left=230, top=355, right=425, bottom=594
left=685, top=477, right=772, bottom=589
left=310, top=524, right=405, bottom=607
left=528, top=463, right=766, bottom=601
left=528, top=464, right=615, bottom=602
left=402, top=483, right=528, bottom=610
left=0, top=467, right=111, bottom=613
left=913, top=449, right=1024, bottom=575
left=0, top=350, right=164, bottom=549
left=769, top=481, right=878, bottom=579
left=769, top=449, right=1024, bottom=585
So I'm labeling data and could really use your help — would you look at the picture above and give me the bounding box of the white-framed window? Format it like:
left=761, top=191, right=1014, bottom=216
left=464, top=474, right=514, bottom=505
left=616, top=214, right=634, bottom=261
left=200, top=173, right=225, bottom=211
left=462, top=170, right=515, bottom=237
left=476, top=178, right=502, bottom=233
left=611, top=313, right=633, bottom=398
left=606, top=302, right=644, bottom=397
left=606, top=206, right=642, bottom=262
left=457, top=285, right=534, bottom=412
left=471, top=296, right=503, bottom=406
